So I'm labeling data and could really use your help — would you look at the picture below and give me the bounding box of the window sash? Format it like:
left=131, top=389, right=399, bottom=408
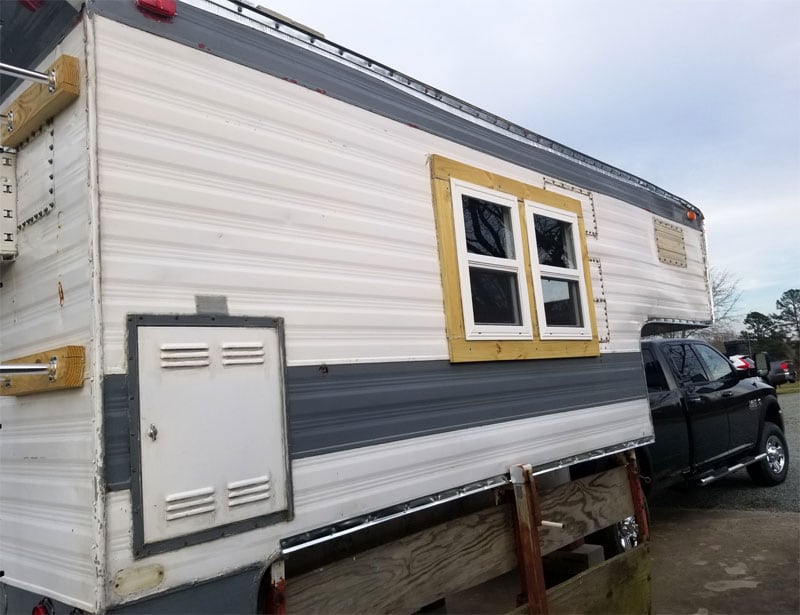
left=525, top=201, right=593, bottom=339
left=451, top=179, right=532, bottom=340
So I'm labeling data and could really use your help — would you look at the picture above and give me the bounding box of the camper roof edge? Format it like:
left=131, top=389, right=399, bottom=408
left=87, top=0, right=704, bottom=228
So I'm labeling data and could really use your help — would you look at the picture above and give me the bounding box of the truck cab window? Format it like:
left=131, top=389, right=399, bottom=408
left=692, top=343, right=734, bottom=382
left=642, top=348, right=669, bottom=391
left=667, top=344, right=707, bottom=383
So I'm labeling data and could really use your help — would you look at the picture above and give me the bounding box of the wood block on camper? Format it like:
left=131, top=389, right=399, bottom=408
left=1, top=345, right=85, bottom=396
left=1, top=55, right=80, bottom=148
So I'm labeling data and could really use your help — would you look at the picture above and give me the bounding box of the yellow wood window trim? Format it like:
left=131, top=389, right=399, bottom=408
left=429, top=155, right=599, bottom=362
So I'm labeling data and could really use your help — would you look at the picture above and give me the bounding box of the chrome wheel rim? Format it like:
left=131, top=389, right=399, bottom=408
left=765, top=435, right=786, bottom=475
left=617, top=516, right=640, bottom=551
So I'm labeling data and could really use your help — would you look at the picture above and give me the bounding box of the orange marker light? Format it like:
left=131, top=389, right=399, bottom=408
left=687, top=210, right=697, bottom=221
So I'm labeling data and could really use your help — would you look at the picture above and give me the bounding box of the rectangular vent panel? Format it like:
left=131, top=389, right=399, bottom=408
left=221, top=342, right=265, bottom=366
left=228, top=475, right=271, bottom=508
left=165, top=486, right=216, bottom=521
left=654, top=218, right=688, bottom=268
left=160, top=343, right=210, bottom=368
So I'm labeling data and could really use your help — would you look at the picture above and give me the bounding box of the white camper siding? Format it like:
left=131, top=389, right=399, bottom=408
left=93, top=18, right=708, bottom=371
left=540, top=187, right=711, bottom=353
left=93, top=17, right=446, bottom=370
left=0, top=29, right=96, bottom=611
left=590, top=193, right=711, bottom=352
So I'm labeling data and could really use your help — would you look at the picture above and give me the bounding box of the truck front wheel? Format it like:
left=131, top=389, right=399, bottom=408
left=747, top=422, right=789, bottom=486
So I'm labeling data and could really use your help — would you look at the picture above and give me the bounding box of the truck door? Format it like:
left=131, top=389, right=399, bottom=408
left=692, top=343, right=758, bottom=453
left=665, top=343, right=729, bottom=467
left=642, top=347, right=691, bottom=480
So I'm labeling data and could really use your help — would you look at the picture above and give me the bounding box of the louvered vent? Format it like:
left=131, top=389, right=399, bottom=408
left=221, top=342, right=265, bottom=366
left=228, top=475, right=271, bottom=508
left=165, top=486, right=216, bottom=522
left=160, top=343, right=210, bottom=368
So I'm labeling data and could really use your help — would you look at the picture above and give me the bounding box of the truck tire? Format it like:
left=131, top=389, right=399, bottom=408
left=747, top=422, right=789, bottom=486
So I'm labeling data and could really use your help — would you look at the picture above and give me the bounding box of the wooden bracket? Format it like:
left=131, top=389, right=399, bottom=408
left=1, top=55, right=80, bottom=148
left=1, top=345, right=85, bottom=396
left=510, top=464, right=549, bottom=615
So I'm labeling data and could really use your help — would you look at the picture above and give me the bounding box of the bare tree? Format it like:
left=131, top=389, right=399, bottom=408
left=710, top=267, right=743, bottom=328
left=691, top=267, right=742, bottom=346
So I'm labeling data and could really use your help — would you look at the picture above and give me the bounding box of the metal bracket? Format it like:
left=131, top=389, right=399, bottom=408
left=0, top=150, right=16, bottom=261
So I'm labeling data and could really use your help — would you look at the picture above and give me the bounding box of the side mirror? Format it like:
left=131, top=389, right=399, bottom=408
left=754, top=352, right=770, bottom=378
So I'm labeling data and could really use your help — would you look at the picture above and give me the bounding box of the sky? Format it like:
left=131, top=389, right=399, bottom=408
left=264, top=0, right=799, bottom=328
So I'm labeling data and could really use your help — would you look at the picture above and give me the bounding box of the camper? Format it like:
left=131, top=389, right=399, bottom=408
left=0, top=1, right=711, bottom=613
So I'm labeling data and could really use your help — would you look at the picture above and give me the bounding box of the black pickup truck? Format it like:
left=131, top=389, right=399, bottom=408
left=637, top=338, right=789, bottom=490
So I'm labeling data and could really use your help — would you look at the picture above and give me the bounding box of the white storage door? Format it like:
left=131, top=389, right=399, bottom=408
left=136, top=324, right=289, bottom=547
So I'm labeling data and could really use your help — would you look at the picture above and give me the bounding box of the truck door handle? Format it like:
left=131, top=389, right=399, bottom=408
left=688, top=396, right=703, bottom=404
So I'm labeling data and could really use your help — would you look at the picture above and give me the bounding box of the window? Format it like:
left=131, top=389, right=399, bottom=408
left=667, top=344, right=708, bottom=383
left=450, top=180, right=532, bottom=340
left=429, top=155, right=599, bottom=362
left=526, top=202, right=593, bottom=339
left=642, top=348, right=669, bottom=392
left=693, top=344, right=734, bottom=382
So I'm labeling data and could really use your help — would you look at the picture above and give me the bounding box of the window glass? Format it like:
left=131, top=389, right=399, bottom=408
left=693, top=344, right=734, bottom=382
left=668, top=344, right=708, bottom=383
left=541, top=278, right=583, bottom=327
left=450, top=179, right=532, bottom=341
left=525, top=202, right=592, bottom=340
left=642, top=348, right=668, bottom=391
left=469, top=268, right=522, bottom=325
left=462, top=196, right=515, bottom=259
left=534, top=215, right=576, bottom=268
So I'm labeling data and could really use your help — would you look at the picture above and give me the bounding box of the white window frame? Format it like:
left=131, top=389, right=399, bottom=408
left=450, top=179, right=533, bottom=341
left=525, top=200, right=593, bottom=340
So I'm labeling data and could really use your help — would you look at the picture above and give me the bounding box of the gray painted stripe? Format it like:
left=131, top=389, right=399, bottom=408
left=89, top=0, right=701, bottom=229
left=286, top=352, right=646, bottom=458
left=108, top=566, right=261, bottom=614
left=103, top=374, right=131, bottom=491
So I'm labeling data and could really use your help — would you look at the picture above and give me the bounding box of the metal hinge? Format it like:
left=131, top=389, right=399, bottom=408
left=0, top=150, right=17, bottom=261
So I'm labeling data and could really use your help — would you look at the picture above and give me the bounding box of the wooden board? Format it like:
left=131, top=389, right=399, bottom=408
left=284, top=466, right=634, bottom=613
left=538, top=465, right=634, bottom=556
left=1, top=55, right=80, bottom=148
left=548, top=543, right=651, bottom=614
left=285, top=505, right=517, bottom=614
left=1, top=345, right=85, bottom=396
left=506, top=545, right=651, bottom=615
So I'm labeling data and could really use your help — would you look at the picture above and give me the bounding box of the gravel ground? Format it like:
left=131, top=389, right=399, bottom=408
left=648, top=390, right=800, bottom=512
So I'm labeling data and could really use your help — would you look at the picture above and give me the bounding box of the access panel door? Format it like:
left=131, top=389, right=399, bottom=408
left=132, top=320, right=290, bottom=555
